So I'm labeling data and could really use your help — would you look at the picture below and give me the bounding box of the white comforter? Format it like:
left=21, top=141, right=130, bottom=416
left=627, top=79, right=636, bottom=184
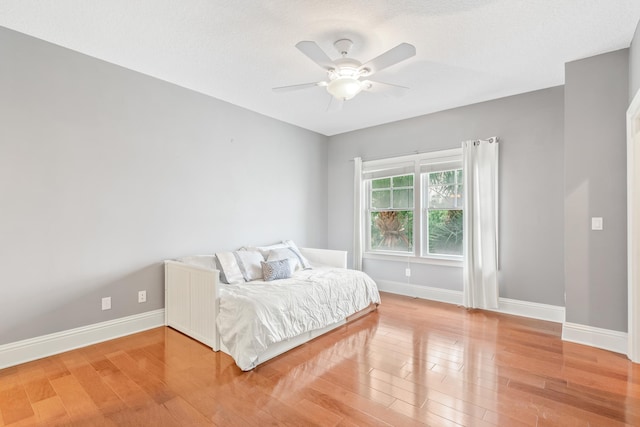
left=216, top=267, right=380, bottom=370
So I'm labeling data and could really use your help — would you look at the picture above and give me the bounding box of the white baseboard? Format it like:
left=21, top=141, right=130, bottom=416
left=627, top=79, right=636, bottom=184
left=489, top=298, right=566, bottom=323
left=377, top=280, right=565, bottom=323
left=376, top=280, right=463, bottom=306
left=562, top=322, right=628, bottom=356
left=0, top=309, right=165, bottom=369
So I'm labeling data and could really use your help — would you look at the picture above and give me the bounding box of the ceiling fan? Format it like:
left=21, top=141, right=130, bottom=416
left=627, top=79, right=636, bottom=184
left=273, top=39, right=416, bottom=110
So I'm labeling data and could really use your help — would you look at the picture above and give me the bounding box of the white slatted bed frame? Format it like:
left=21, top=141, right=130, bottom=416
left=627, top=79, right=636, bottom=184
left=164, top=248, right=377, bottom=367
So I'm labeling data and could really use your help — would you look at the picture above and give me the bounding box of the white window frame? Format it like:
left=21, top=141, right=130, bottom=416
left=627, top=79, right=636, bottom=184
left=366, top=173, right=415, bottom=255
left=422, top=168, right=464, bottom=258
left=361, top=148, right=463, bottom=266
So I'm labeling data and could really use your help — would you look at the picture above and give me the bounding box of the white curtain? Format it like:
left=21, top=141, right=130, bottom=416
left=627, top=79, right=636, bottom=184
left=353, top=157, right=363, bottom=271
left=462, top=138, right=499, bottom=309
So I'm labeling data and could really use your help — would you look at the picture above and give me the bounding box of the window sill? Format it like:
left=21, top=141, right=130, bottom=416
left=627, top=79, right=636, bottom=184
left=363, top=252, right=463, bottom=267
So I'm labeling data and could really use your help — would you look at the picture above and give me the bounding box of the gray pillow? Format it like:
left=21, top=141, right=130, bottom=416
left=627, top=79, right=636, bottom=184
left=261, top=259, right=292, bottom=281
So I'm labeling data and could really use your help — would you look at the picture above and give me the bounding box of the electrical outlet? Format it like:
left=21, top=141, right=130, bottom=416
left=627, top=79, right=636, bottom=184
left=405, top=268, right=411, bottom=277
left=102, top=297, right=111, bottom=311
left=138, top=290, right=147, bottom=303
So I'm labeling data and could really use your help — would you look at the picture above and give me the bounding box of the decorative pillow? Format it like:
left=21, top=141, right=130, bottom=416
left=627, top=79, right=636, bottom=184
left=234, top=250, right=264, bottom=281
left=215, top=252, right=244, bottom=284
left=261, top=259, right=292, bottom=281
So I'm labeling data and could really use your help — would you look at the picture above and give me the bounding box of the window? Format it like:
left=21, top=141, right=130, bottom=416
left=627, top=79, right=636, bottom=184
left=424, top=169, right=463, bottom=256
left=362, top=149, right=463, bottom=261
left=369, top=174, right=414, bottom=253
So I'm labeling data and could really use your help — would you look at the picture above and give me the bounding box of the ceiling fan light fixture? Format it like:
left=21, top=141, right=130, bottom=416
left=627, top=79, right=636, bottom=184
left=327, top=77, right=362, bottom=100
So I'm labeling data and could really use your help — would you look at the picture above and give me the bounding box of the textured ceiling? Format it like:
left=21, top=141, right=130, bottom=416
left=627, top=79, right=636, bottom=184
left=1, top=1, right=639, bottom=136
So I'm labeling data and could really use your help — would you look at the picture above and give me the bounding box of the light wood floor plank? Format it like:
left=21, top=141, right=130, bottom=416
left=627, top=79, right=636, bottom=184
left=0, top=385, right=33, bottom=425
left=30, top=396, right=67, bottom=424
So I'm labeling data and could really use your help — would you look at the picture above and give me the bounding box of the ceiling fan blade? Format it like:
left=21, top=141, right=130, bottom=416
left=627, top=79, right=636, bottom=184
left=362, top=80, right=410, bottom=97
left=360, top=43, right=416, bottom=75
left=326, top=96, right=344, bottom=112
left=295, top=41, right=334, bottom=70
left=272, top=82, right=325, bottom=93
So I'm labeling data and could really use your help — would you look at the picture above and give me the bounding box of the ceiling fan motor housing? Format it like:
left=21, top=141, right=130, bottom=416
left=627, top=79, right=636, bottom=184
left=330, top=58, right=362, bottom=78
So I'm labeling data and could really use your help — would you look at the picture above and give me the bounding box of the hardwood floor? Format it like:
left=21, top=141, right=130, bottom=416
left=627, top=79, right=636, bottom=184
left=1, top=292, right=639, bottom=426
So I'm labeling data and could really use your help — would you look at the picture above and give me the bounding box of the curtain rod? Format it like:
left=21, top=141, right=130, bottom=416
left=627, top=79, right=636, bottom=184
left=350, top=136, right=499, bottom=163
left=351, top=150, right=420, bottom=163
left=468, top=136, right=499, bottom=145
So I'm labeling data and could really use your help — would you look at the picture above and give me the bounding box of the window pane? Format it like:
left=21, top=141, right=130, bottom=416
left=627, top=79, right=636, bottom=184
left=370, top=210, right=413, bottom=252
left=427, top=210, right=463, bottom=255
left=393, top=189, right=413, bottom=209
left=428, top=184, right=462, bottom=209
left=371, top=190, right=391, bottom=209
left=429, top=170, right=456, bottom=185
left=456, top=169, right=463, bottom=183
left=393, top=174, right=413, bottom=187
left=372, top=178, right=390, bottom=189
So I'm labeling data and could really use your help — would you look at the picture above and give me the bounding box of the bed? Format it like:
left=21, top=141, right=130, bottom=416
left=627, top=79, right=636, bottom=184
left=164, top=246, right=380, bottom=370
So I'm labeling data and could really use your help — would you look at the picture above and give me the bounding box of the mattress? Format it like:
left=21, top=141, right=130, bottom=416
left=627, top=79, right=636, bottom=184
left=216, top=267, right=381, bottom=370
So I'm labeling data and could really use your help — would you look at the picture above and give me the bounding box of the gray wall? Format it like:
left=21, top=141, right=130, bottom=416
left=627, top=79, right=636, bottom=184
left=2, top=21, right=636, bottom=348
left=564, top=49, right=629, bottom=332
left=0, top=27, right=328, bottom=345
left=631, top=20, right=640, bottom=100
left=328, top=87, right=565, bottom=306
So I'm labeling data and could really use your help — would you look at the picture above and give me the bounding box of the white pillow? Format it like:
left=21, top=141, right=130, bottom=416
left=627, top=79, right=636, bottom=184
left=245, top=240, right=312, bottom=270
left=234, top=250, right=264, bottom=281
left=215, top=252, right=244, bottom=284
left=282, top=240, right=312, bottom=269
left=267, top=248, right=298, bottom=272
left=244, top=242, right=289, bottom=258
